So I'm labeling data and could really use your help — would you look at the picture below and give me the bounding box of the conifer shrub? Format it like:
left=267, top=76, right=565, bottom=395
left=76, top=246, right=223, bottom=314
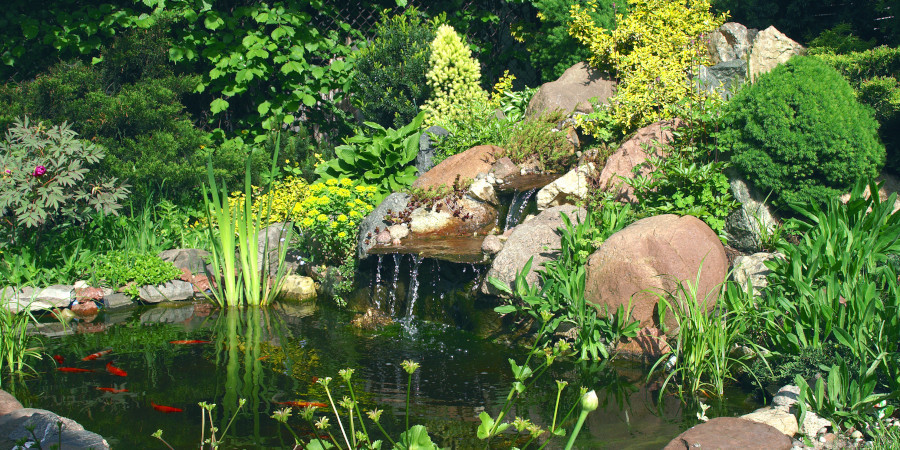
left=422, top=24, right=488, bottom=127
left=717, top=56, right=885, bottom=207
left=353, top=8, right=440, bottom=129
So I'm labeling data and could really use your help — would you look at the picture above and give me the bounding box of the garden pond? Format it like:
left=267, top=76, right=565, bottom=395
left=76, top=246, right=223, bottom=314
left=15, top=256, right=762, bottom=449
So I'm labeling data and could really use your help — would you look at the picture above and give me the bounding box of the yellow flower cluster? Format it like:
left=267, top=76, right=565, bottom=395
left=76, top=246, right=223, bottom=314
left=225, top=175, right=310, bottom=224
left=295, top=177, right=377, bottom=266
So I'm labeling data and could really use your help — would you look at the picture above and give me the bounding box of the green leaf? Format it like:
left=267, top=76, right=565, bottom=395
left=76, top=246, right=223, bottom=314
left=210, top=98, right=229, bottom=115
left=494, top=305, right=517, bottom=314
left=396, top=425, right=437, bottom=450
left=301, top=94, right=316, bottom=107
left=280, top=61, right=303, bottom=75
left=257, top=101, right=271, bottom=116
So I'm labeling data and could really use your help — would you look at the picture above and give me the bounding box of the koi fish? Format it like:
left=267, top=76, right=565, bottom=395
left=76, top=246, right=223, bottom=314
left=56, top=367, right=93, bottom=373
left=169, top=340, right=210, bottom=345
left=274, top=400, right=328, bottom=409
left=106, top=362, right=127, bottom=377
left=82, top=349, right=112, bottom=361
left=52, top=355, right=64, bottom=364
left=151, top=402, right=183, bottom=413
left=96, top=387, right=128, bottom=393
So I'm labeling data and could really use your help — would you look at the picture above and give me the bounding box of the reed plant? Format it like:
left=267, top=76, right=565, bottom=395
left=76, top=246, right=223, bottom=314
left=0, top=291, right=44, bottom=386
left=202, top=137, right=293, bottom=307
left=649, top=267, right=765, bottom=400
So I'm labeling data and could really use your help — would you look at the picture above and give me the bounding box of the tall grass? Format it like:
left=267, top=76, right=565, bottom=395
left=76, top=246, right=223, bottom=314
left=203, top=138, right=292, bottom=307
left=649, top=266, right=764, bottom=399
left=0, top=291, right=44, bottom=386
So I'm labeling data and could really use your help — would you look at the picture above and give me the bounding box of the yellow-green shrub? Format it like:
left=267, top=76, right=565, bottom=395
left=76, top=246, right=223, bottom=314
left=569, top=0, right=726, bottom=131
left=422, top=24, right=488, bottom=127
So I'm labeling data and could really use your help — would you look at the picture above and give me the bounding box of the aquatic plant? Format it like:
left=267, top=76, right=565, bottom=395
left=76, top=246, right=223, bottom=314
left=202, top=137, right=292, bottom=308
left=0, top=291, right=44, bottom=385
left=88, top=250, right=182, bottom=298
left=648, top=270, right=765, bottom=400
left=152, top=398, right=246, bottom=449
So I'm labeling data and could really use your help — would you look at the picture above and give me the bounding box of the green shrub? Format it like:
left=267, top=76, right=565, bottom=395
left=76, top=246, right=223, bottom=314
left=815, top=46, right=900, bottom=173
left=808, top=23, right=877, bottom=55
left=89, top=250, right=182, bottom=298
left=0, top=118, right=128, bottom=241
left=718, top=56, right=885, bottom=207
left=353, top=8, right=440, bottom=129
left=0, top=60, right=217, bottom=207
left=431, top=102, right=514, bottom=164
left=516, top=0, right=618, bottom=82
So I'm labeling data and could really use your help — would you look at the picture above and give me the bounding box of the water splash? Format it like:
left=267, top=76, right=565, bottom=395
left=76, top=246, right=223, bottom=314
left=406, top=255, right=424, bottom=318
left=504, top=188, right=537, bottom=231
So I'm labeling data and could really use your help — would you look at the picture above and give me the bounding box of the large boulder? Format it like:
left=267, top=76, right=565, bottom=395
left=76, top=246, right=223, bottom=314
left=357, top=192, right=411, bottom=259
left=706, top=22, right=757, bottom=64
left=584, top=214, right=727, bottom=328
left=413, top=145, right=499, bottom=190
left=0, top=408, right=109, bottom=449
left=482, top=205, right=586, bottom=296
left=663, top=417, right=792, bottom=450
left=525, top=62, right=617, bottom=118
left=595, top=120, right=682, bottom=203
left=416, top=125, right=449, bottom=176
left=748, top=26, right=806, bottom=82
left=0, top=390, right=22, bottom=416
left=725, top=177, right=779, bottom=253
left=536, top=163, right=595, bottom=211
left=279, top=275, right=317, bottom=301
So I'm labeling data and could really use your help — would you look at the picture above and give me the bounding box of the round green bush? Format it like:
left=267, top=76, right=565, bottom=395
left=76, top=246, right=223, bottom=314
left=718, top=56, right=885, bottom=207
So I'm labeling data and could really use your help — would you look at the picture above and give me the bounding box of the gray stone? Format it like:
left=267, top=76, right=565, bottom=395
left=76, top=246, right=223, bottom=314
left=772, top=385, right=801, bottom=409
left=732, top=252, right=779, bottom=297
left=279, top=275, right=317, bottom=302
left=749, top=26, right=806, bottom=82
left=140, top=304, right=195, bottom=324
left=416, top=125, right=449, bottom=176
left=725, top=177, right=779, bottom=253
left=468, top=178, right=498, bottom=206
left=697, top=59, right=747, bottom=100
left=707, top=22, right=757, bottom=64
left=482, top=205, right=586, bottom=296
left=138, top=280, right=194, bottom=303
left=158, top=248, right=211, bottom=274
left=35, top=285, right=74, bottom=308
left=101, top=293, right=134, bottom=309
left=0, top=390, right=23, bottom=416
left=481, top=235, right=505, bottom=256
left=358, top=193, right=410, bottom=259
left=256, top=222, right=296, bottom=275
left=536, top=163, right=595, bottom=211
left=742, top=406, right=799, bottom=437
left=0, top=408, right=109, bottom=449
left=526, top=62, right=617, bottom=118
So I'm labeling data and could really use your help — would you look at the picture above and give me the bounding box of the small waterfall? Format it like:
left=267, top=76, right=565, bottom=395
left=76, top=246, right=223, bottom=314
left=406, top=255, right=424, bottom=318
left=372, top=255, right=384, bottom=309
left=503, top=188, right=537, bottom=231
left=430, top=260, right=440, bottom=298
left=388, top=253, right=403, bottom=316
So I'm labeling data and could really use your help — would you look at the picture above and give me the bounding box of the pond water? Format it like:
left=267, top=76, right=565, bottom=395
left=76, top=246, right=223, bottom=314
left=16, top=256, right=760, bottom=449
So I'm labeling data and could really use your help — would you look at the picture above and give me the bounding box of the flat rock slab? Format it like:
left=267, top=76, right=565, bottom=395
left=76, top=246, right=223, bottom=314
left=369, top=235, right=488, bottom=264
left=663, top=417, right=792, bottom=450
left=138, top=280, right=194, bottom=303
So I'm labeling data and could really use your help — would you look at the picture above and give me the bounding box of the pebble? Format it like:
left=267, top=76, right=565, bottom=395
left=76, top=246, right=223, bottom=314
left=851, top=430, right=863, bottom=439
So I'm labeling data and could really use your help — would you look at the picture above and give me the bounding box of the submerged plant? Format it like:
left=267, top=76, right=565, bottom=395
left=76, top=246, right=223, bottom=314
left=0, top=291, right=45, bottom=385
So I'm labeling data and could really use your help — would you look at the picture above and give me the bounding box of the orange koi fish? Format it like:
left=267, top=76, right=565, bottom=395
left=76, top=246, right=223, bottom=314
left=52, top=355, right=64, bottom=364
left=151, top=402, right=183, bottom=413
left=82, top=349, right=112, bottom=361
left=106, top=362, right=127, bottom=377
left=96, top=387, right=128, bottom=393
left=169, top=340, right=211, bottom=345
left=56, top=367, right=94, bottom=373
left=274, top=400, right=328, bottom=409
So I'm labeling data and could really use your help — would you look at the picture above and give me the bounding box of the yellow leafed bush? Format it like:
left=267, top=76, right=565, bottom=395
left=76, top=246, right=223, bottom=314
left=569, top=0, right=726, bottom=131
left=422, top=24, right=488, bottom=127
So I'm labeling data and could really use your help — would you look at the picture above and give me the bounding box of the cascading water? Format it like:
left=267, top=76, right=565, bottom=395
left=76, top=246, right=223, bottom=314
left=388, top=253, right=403, bottom=316
left=405, top=255, right=424, bottom=318
left=372, top=255, right=384, bottom=309
left=503, top=188, right=537, bottom=231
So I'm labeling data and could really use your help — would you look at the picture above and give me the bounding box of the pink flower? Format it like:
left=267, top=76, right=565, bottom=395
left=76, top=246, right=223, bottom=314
left=32, top=165, right=46, bottom=177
